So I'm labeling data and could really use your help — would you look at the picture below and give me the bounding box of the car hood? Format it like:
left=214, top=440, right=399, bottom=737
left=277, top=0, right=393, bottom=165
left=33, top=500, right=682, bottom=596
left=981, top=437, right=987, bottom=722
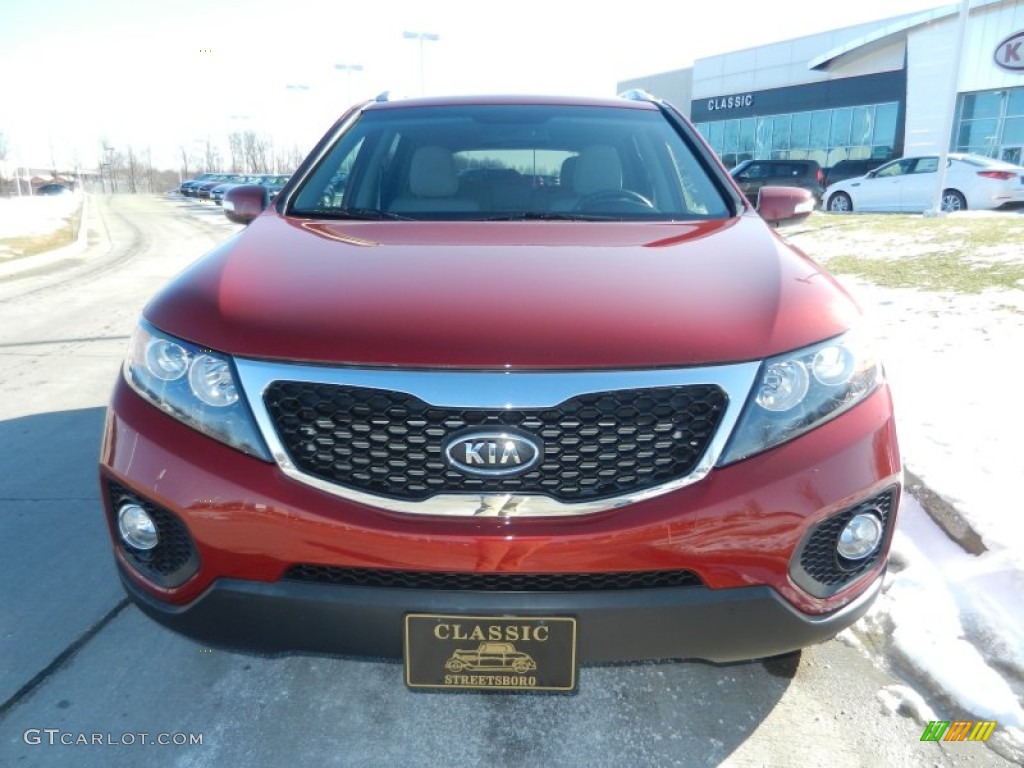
left=145, top=212, right=859, bottom=368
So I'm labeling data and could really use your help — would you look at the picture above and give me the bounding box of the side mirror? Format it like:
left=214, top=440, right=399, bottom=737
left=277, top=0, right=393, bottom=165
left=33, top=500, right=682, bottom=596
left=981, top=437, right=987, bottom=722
left=223, top=184, right=269, bottom=225
left=756, top=186, right=815, bottom=225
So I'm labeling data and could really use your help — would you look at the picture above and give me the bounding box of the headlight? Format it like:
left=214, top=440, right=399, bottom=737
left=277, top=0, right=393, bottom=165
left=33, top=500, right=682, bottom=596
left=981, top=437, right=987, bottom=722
left=124, top=321, right=271, bottom=460
left=718, top=332, right=881, bottom=465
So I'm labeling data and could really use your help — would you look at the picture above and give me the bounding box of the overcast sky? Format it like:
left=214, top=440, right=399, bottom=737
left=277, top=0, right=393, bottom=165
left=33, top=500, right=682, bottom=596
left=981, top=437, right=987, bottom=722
left=0, top=0, right=947, bottom=170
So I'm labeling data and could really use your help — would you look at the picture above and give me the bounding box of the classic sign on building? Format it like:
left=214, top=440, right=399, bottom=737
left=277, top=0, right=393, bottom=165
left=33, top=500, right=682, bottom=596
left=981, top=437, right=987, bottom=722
left=994, top=30, right=1024, bottom=71
left=706, top=94, right=754, bottom=111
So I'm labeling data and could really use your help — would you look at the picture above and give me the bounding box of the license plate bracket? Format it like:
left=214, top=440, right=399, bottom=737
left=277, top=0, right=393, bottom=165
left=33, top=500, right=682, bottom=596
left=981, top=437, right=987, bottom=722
left=404, top=613, right=577, bottom=691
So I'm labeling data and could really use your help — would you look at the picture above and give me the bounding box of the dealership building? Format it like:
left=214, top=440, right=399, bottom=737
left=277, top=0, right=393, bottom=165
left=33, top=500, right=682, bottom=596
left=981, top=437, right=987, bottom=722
left=619, top=0, right=1024, bottom=169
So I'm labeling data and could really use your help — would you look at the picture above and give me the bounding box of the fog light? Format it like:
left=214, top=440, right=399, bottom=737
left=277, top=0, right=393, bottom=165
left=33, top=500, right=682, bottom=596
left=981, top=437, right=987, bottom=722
left=837, top=512, right=883, bottom=561
left=118, top=504, right=159, bottom=551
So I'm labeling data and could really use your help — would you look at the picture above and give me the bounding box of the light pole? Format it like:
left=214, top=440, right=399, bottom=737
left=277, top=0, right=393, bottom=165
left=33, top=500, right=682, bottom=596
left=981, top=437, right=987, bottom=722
left=334, top=63, right=364, bottom=106
left=103, top=145, right=115, bottom=193
left=927, top=0, right=970, bottom=216
left=402, top=31, right=439, bottom=96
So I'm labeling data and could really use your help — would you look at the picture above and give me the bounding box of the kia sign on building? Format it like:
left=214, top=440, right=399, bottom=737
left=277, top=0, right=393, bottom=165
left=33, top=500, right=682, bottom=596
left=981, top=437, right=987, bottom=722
left=995, top=31, right=1024, bottom=71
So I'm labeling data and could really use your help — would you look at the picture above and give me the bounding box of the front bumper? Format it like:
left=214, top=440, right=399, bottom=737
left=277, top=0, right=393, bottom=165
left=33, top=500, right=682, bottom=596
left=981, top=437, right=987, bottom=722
left=101, top=372, right=901, bottom=661
left=119, top=560, right=885, bottom=663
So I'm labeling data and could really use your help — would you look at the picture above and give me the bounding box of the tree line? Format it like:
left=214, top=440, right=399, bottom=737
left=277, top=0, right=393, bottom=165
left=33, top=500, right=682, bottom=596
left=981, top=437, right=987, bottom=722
left=0, top=128, right=305, bottom=196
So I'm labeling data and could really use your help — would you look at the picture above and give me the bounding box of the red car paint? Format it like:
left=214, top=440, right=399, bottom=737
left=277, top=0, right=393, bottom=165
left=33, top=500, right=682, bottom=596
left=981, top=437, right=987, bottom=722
left=147, top=215, right=858, bottom=368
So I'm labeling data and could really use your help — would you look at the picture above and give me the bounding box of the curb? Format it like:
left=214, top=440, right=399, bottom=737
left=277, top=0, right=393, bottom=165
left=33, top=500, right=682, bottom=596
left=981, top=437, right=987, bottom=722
left=905, top=469, right=986, bottom=556
left=0, top=193, right=90, bottom=278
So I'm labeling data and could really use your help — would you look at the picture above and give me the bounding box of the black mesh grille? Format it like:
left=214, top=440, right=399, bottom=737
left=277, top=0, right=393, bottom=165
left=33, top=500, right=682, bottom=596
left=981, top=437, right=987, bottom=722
left=264, top=382, right=727, bottom=502
left=792, top=488, right=897, bottom=598
left=284, top=565, right=704, bottom=591
left=105, top=481, right=199, bottom=589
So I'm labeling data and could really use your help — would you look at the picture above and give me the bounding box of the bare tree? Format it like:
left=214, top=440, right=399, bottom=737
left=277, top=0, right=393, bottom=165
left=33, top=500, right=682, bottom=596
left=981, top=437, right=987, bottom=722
left=276, top=142, right=306, bottom=175
left=0, top=131, right=8, bottom=194
left=152, top=168, right=180, bottom=191
left=203, top=138, right=221, bottom=173
left=228, top=132, right=245, bottom=173
left=107, top=149, right=126, bottom=193
left=125, top=146, right=140, bottom=194
left=179, top=144, right=191, bottom=180
left=242, top=130, right=271, bottom=174
left=98, top=140, right=116, bottom=193
left=145, top=147, right=156, bottom=193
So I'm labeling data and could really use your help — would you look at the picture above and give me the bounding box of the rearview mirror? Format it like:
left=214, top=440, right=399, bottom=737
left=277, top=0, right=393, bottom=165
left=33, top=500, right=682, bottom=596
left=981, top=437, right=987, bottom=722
left=756, top=186, right=815, bottom=225
left=223, top=185, right=269, bottom=225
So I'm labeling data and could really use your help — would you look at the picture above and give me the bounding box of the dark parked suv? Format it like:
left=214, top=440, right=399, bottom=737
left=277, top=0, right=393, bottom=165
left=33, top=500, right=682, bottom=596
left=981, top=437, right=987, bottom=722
left=101, top=93, right=899, bottom=691
left=730, top=159, right=825, bottom=204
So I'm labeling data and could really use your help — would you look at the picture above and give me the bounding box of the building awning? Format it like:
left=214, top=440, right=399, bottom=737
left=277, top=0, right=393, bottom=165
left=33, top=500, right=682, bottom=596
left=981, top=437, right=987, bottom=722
left=808, top=0, right=1002, bottom=71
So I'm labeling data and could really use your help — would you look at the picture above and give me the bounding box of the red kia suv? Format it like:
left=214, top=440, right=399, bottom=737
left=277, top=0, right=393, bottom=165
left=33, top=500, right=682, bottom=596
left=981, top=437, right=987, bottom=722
left=100, top=92, right=900, bottom=691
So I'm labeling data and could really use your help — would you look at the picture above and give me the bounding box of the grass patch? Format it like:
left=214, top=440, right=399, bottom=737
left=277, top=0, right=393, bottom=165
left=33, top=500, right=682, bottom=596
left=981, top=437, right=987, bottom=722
left=825, top=252, right=1024, bottom=293
left=786, top=212, right=1024, bottom=294
left=0, top=202, right=83, bottom=261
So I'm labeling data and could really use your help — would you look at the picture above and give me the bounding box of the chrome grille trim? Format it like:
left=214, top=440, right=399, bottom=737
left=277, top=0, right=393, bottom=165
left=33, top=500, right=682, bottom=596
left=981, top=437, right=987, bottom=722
left=235, top=360, right=760, bottom=517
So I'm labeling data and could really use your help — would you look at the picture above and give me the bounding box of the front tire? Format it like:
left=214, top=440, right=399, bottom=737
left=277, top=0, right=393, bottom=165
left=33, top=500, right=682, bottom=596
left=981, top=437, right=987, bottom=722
left=828, top=192, right=852, bottom=213
left=941, top=189, right=967, bottom=212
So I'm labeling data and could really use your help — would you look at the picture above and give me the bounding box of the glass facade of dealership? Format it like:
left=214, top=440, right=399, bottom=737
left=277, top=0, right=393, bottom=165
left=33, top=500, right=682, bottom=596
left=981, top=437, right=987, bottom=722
left=694, top=101, right=900, bottom=170
left=953, top=87, right=1024, bottom=166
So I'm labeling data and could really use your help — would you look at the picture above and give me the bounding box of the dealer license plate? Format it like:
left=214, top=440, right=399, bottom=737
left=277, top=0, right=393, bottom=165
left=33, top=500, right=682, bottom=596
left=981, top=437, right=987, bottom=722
left=404, top=614, right=577, bottom=691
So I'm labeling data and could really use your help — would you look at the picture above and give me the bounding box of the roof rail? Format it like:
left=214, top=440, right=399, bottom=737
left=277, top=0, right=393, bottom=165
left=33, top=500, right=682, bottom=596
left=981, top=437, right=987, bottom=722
left=618, top=89, right=656, bottom=103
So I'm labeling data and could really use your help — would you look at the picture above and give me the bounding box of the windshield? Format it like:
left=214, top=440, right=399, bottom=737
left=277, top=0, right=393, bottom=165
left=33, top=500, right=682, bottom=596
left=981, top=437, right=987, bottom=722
left=289, top=103, right=730, bottom=221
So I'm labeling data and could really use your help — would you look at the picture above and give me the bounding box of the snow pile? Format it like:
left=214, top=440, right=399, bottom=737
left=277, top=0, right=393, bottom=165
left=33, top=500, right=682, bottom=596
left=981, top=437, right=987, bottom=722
left=850, top=497, right=1024, bottom=762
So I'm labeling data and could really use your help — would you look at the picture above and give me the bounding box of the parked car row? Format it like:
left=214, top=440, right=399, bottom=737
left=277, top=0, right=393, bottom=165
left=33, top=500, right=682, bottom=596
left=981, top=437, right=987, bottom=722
left=728, top=158, right=899, bottom=206
left=729, top=153, right=1024, bottom=213
left=179, top=173, right=290, bottom=204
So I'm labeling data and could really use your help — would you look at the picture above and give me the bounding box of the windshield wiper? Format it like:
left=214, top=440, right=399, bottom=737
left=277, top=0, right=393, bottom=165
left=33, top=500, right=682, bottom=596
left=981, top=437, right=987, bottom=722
left=480, top=212, right=606, bottom=221
left=308, top=207, right=414, bottom=221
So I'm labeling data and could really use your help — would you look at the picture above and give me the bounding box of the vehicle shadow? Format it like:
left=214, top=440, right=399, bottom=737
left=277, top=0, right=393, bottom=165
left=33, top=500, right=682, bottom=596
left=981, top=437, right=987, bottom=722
left=0, top=407, right=125, bottom=710
left=0, top=406, right=108, bottom=501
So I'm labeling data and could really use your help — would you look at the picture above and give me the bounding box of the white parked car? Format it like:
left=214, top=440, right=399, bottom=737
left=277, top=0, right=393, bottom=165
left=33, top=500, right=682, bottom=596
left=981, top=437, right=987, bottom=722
left=824, top=153, right=1024, bottom=213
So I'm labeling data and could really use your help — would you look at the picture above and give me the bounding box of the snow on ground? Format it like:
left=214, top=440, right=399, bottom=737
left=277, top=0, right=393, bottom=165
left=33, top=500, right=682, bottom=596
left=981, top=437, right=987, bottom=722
left=788, top=214, right=1024, bottom=760
left=0, top=192, right=81, bottom=244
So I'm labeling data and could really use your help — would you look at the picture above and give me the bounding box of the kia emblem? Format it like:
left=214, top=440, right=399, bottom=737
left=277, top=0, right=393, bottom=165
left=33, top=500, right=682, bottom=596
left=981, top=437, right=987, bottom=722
left=444, top=431, right=542, bottom=477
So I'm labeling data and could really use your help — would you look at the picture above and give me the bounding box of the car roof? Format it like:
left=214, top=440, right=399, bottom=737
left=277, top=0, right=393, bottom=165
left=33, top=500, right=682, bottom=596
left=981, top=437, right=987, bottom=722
left=364, top=94, right=660, bottom=112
